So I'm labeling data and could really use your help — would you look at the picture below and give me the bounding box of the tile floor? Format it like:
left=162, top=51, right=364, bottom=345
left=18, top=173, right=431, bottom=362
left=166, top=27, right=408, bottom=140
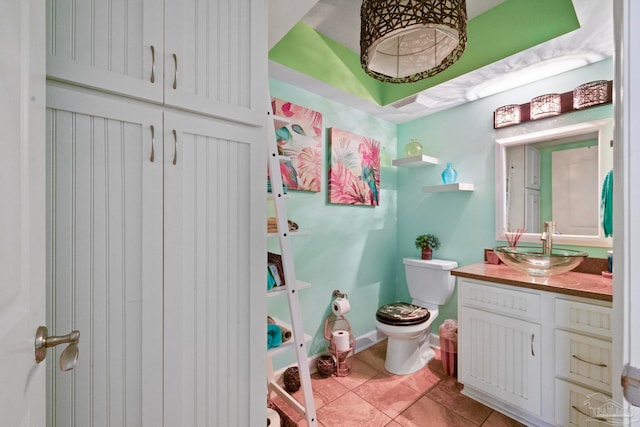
left=270, top=340, right=526, bottom=427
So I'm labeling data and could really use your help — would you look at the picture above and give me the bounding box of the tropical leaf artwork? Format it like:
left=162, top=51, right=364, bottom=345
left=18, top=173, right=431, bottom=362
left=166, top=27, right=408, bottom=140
left=328, top=128, right=380, bottom=206
left=271, top=98, right=323, bottom=192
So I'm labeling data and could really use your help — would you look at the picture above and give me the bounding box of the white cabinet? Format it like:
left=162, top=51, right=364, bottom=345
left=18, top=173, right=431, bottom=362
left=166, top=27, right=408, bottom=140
left=458, top=280, right=542, bottom=417
left=458, top=278, right=613, bottom=426
left=47, top=0, right=264, bottom=124
left=554, top=299, right=613, bottom=426
left=163, top=110, right=266, bottom=426
left=47, top=83, right=267, bottom=426
left=46, top=85, right=164, bottom=427
left=46, top=0, right=164, bottom=102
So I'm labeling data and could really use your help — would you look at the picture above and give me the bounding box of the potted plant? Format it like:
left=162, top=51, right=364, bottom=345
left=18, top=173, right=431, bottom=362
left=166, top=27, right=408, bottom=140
left=415, top=234, right=440, bottom=260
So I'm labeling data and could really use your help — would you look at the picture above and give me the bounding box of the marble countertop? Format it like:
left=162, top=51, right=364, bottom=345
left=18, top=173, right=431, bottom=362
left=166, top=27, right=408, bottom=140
left=452, top=263, right=613, bottom=302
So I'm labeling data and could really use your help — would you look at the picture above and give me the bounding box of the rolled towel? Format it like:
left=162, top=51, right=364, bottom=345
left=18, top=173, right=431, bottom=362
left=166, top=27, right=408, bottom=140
left=279, top=325, right=292, bottom=342
left=267, top=324, right=282, bottom=349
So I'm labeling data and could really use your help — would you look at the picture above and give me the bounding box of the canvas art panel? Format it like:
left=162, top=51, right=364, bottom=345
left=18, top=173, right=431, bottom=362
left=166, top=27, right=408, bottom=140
left=271, top=98, right=323, bottom=192
left=328, top=128, right=381, bottom=206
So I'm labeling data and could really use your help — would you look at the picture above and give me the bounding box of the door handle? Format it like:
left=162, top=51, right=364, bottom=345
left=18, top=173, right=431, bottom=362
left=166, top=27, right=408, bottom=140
left=34, top=326, right=80, bottom=371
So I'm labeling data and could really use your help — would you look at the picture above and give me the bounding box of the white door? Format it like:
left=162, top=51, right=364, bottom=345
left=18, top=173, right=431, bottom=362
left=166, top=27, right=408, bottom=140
left=615, top=0, right=640, bottom=420
left=0, top=0, right=47, bottom=425
left=551, top=146, right=599, bottom=236
left=46, top=85, right=164, bottom=427
left=163, top=111, right=266, bottom=426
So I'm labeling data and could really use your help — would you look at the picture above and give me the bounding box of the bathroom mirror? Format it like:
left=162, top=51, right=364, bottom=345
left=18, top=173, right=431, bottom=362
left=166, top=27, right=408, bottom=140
left=495, top=118, right=613, bottom=247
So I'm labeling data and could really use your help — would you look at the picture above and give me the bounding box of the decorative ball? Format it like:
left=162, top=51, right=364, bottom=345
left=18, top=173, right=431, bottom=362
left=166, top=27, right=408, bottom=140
left=316, top=354, right=335, bottom=378
left=283, top=366, right=301, bottom=393
left=404, top=138, right=423, bottom=157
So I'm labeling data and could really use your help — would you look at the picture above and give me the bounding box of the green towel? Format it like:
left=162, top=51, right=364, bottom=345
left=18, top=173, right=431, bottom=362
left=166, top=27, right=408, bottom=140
left=601, top=169, right=613, bottom=237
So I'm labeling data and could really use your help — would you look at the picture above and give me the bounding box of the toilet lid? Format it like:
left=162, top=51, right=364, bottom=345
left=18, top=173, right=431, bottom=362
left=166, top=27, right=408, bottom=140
left=376, top=302, right=430, bottom=326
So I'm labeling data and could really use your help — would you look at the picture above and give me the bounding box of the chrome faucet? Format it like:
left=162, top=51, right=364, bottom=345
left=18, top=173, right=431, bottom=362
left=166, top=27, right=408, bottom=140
left=541, top=221, right=555, bottom=255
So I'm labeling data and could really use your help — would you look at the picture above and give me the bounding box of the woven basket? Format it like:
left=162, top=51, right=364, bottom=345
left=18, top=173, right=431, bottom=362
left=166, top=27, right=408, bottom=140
left=283, top=367, right=300, bottom=393
left=316, top=354, right=335, bottom=378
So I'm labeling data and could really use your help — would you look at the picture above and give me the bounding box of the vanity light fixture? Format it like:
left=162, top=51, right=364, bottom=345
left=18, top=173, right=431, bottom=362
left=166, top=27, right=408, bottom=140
left=530, top=93, right=562, bottom=120
left=573, top=80, right=610, bottom=110
left=493, top=104, right=522, bottom=129
left=492, top=80, right=613, bottom=129
left=360, top=0, right=467, bottom=83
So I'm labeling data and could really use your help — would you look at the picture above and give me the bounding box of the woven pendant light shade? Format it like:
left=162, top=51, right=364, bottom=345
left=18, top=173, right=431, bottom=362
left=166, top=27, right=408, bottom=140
left=361, top=0, right=467, bottom=83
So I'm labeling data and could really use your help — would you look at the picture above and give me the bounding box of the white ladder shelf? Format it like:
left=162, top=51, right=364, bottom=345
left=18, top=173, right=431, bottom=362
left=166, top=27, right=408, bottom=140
left=266, top=110, right=318, bottom=427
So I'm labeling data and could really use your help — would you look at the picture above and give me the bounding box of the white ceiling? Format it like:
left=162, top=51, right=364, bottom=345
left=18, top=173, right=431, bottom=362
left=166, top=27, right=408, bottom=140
left=269, top=0, right=614, bottom=124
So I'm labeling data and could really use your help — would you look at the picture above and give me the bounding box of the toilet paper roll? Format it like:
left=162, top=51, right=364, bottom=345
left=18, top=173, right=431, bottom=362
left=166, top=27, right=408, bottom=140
left=332, top=330, right=351, bottom=352
left=332, top=297, right=351, bottom=316
left=266, top=408, right=281, bottom=427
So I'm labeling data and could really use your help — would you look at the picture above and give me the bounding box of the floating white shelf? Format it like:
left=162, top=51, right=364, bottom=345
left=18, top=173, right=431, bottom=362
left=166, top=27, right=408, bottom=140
left=392, top=154, right=439, bottom=167
left=423, top=183, right=475, bottom=192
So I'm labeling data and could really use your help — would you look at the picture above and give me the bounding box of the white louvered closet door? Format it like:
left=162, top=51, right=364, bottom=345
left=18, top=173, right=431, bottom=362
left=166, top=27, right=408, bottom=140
left=46, top=0, right=163, bottom=103
left=163, top=111, right=266, bottom=427
left=46, top=85, right=164, bottom=427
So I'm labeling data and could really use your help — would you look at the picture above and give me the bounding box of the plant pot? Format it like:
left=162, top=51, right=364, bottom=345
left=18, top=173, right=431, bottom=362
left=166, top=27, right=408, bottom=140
left=421, top=248, right=433, bottom=260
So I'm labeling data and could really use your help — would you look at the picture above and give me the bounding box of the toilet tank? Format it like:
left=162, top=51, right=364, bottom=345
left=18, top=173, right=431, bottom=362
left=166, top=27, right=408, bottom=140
left=403, top=258, right=458, bottom=306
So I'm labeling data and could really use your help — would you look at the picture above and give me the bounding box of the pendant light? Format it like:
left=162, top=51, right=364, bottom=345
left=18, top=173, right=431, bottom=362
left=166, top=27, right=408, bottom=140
left=360, top=0, right=467, bottom=83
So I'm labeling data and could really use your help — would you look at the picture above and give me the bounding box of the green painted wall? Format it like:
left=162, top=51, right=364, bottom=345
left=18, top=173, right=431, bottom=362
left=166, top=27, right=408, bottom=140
left=269, top=59, right=613, bottom=368
left=396, top=59, right=613, bottom=333
left=268, top=79, right=398, bottom=368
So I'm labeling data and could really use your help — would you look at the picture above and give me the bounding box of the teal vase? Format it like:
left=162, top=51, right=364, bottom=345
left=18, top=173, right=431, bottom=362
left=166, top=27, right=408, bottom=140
left=441, top=162, right=458, bottom=184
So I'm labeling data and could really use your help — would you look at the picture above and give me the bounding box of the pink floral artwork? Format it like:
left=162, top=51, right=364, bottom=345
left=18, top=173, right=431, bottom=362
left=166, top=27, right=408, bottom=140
left=271, top=98, right=323, bottom=192
left=328, top=128, right=380, bottom=206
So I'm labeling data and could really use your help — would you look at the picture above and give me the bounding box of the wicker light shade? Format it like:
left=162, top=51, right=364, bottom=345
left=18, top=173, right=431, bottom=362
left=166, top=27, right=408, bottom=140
left=361, top=0, right=467, bottom=83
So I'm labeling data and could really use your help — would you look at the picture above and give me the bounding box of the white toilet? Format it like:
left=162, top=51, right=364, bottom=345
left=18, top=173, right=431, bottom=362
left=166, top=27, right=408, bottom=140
left=375, top=258, right=458, bottom=375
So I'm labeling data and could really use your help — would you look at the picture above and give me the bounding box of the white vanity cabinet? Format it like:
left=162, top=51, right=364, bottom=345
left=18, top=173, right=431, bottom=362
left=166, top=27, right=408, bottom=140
left=458, top=277, right=613, bottom=426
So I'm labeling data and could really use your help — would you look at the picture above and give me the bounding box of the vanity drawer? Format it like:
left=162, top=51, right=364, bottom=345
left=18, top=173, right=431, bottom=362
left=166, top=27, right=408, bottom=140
left=555, top=379, right=612, bottom=426
left=459, top=279, right=540, bottom=322
left=556, top=299, right=612, bottom=338
left=555, top=330, right=612, bottom=393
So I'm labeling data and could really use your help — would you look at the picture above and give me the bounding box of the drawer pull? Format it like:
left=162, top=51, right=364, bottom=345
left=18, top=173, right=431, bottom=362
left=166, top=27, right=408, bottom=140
left=572, top=405, right=607, bottom=422
left=572, top=354, right=608, bottom=368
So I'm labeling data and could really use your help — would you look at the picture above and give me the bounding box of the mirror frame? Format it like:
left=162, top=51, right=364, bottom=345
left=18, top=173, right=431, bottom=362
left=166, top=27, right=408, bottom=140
left=495, top=118, right=614, bottom=247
